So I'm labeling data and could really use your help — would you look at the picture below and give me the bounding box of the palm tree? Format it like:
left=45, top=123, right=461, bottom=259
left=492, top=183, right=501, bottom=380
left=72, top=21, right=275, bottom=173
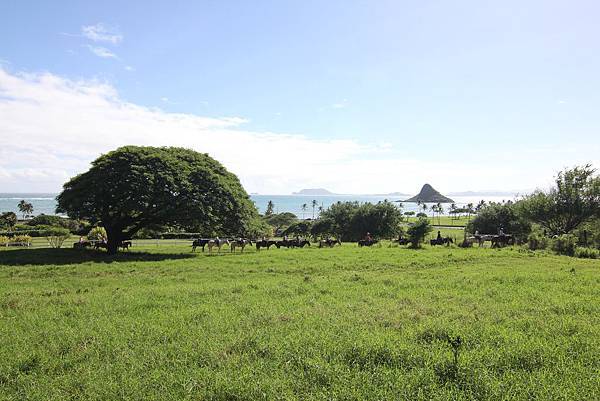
left=450, top=203, right=457, bottom=221
left=17, top=200, right=33, bottom=219
left=301, top=203, right=308, bottom=219
left=435, top=202, right=444, bottom=225
left=476, top=200, right=486, bottom=213
left=466, top=202, right=474, bottom=222
left=265, top=200, right=275, bottom=216
left=311, top=199, right=318, bottom=219
left=421, top=202, right=428, bottom=219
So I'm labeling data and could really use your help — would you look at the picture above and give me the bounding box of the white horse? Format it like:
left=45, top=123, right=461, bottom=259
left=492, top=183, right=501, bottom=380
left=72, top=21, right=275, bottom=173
left=207, top=238, right=230, bottom=254
left=230, top=238, right=252, bottom=253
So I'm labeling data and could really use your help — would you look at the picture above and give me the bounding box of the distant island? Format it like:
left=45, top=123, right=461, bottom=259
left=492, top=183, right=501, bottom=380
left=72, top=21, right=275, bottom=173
left=403, top=184, right=454, bottom=203
left=292, top=188, right=336, bottom=195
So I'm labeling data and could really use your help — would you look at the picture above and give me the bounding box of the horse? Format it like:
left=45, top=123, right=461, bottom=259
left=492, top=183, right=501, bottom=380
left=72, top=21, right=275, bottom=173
left=430, top=237, right=454, bottom=246
left=491, top=235, right=514, bottom=248
left=230, top=238, right=252, bottom=253
left=358, top=239, right=379, bottom=247
left=319, top=238, right=341, bottom=248
left=295, top=239, right=311, bottom=248
left=390, top=237, right=410, bottom=246
left=191, top=238, right=210, bottom=252
left=207, top=238, right=230, bottom=254
left=255, top=239, right=277, bottom=251
left=119, top=240, right=132, bottom=251
left=93, top=241, right=108, bottom=250
left=73, top=240, right=92, bottom=249
left=276, top=239, right=293, bottom=248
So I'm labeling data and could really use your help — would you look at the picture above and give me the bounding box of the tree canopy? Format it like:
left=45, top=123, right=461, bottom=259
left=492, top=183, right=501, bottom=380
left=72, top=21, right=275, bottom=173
left=518, top=165, right=600, bottom=235
left=317, top=201, right=403, bottom=241
left=467, top=201, right=531, bottom=240
left=57, top=146, right=257, bottom=253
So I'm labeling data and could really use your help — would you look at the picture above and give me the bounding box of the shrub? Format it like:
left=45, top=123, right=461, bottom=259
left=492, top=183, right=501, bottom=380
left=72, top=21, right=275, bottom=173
left=407, top=217, right=432, bottom=248
left=245, top=217, right=273, bottom=239
left=88, top=226, right=107, bottom=242
left=527, top=232, right=549, bottom=251
left=0, top=212, right=17, bottom=229
left=42, top=227, right=71, bottom=248
left=11, top=235, right=32, bottom=246
left=0, top=235, right=9, bottom=246
left=551, top=234, right=577, bottom=256
left=574, top=247, right=599, bottom=259
left=467, top=201, right=531, bottom=241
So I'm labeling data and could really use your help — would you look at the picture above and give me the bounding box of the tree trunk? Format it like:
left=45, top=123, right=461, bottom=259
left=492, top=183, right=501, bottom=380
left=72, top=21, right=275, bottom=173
left=105, top=227, right=122, bottom=255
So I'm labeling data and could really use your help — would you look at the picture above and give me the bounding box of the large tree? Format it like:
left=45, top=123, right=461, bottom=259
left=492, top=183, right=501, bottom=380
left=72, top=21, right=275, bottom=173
left=57, top=146, right=257, bottom=253
left=518, top=165, right=600, bottom=235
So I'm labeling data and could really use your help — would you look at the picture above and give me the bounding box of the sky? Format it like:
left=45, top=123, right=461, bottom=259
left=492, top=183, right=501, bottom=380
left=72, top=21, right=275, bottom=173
left=1, top=0, right=599, bottom=194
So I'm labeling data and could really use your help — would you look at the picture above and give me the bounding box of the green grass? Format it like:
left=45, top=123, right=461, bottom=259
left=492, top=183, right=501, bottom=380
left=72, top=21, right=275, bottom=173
left=406, top=215, right=471, bottom=227
left=1, top=244, right=599, bottom=400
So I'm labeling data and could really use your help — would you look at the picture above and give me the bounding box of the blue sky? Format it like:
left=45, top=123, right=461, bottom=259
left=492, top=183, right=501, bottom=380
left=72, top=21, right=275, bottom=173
left=1, top=0, right=599, bottom=194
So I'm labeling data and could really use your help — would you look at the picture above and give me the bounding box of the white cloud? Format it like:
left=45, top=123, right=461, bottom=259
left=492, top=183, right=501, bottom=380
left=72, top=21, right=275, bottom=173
left=86, top=45, right=118, bottom=59
left=0, top=68, right=579, bottom=194
left=124, top=65, right=135, bottom=71
left=81, top=23, right=123, bottom=44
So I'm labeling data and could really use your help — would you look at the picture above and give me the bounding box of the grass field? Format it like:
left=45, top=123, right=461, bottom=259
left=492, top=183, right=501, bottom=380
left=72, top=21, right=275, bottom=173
left=1, top=244, right=598, bottom=400
left=406, top=215, right=471, bottom=227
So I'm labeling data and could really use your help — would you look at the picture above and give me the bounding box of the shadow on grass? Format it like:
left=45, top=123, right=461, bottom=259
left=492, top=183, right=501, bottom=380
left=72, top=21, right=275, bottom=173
left=0, top=248, right=195, bottom=266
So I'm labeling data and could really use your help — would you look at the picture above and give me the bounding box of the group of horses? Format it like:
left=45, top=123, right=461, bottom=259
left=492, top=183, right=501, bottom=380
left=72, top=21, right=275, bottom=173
left=466, top=234, right=514, bottom=248
left=73, top=240, right=132, bottom=251
left=191, top=237, right=315, bottom=253
left=73, top=232, right=516, bottom=254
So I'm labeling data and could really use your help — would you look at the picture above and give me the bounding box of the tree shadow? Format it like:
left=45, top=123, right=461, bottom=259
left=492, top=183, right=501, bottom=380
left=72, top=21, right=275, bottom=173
left=0, top=248, right=195, bottom=266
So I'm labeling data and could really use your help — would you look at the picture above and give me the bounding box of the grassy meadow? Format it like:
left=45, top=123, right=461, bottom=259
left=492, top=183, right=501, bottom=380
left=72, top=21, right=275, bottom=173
left=0, top=244, right=599, bottom=400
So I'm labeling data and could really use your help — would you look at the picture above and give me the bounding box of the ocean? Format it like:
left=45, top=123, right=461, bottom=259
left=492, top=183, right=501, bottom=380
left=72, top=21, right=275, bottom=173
left=1, top=193, right=516, bottom=218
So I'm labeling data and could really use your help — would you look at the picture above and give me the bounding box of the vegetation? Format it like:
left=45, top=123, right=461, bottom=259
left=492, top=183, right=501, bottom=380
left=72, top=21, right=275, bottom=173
left=17, top=200, right=33, bottom=219
left=56, top=146, right=257, bottom=254
left=317, top=201, right=404, bottom=241
left=467, top=201, right=531, bottom=241
left=42, top=227, right=71, bottom=248
left=265, top=200, right=275, bottom=216
left=406, top=216, right=433, bottom=248
left=519, top=165, right=600, bottom=235
left=0, top=212, right=17, bottom=229
left=0, top=245, right=597, bottom=400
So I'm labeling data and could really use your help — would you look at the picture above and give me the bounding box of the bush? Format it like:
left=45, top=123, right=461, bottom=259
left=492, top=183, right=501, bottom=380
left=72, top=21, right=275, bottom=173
left=527, top=232, right=549, bottom=251
left=551, top=234, right=577, bottom=256
left=0, top=212, right=17, bottom=229
left=0, top=235, right=9, bottom=246
left=282, top=220, right=313, bottom=237
left=27, top=214, right=82, bottom=232
left=407, top=217, right=432, bottom=248
left=11, top=235, right=32, bottom=246
left=42, top=227, right=71, bottom=248
left=88, top=226, right=107, bottom=242
left=245, top=217, right=273, bottom=239
left=467, top=201, right=531, bottom=241
left=319, top=201, right=404, bottom=241
left=574, top=247, right=599, bottom=259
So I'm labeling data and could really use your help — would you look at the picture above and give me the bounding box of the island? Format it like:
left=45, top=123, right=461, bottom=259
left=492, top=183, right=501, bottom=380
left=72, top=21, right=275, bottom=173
left=403, top=184, right=454, bottom=203
left=292, top=188, right=336, bottom=195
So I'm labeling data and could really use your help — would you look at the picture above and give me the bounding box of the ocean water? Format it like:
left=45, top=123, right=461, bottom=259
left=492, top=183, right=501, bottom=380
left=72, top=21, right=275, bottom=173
left=1, top=193, right=515, bottom=218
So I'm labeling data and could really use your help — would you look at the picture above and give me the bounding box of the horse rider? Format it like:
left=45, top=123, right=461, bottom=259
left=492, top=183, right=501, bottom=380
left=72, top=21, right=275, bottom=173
left=437, top=231, right=442, bottom=241
left=365, top=232, right=373, bottom=241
